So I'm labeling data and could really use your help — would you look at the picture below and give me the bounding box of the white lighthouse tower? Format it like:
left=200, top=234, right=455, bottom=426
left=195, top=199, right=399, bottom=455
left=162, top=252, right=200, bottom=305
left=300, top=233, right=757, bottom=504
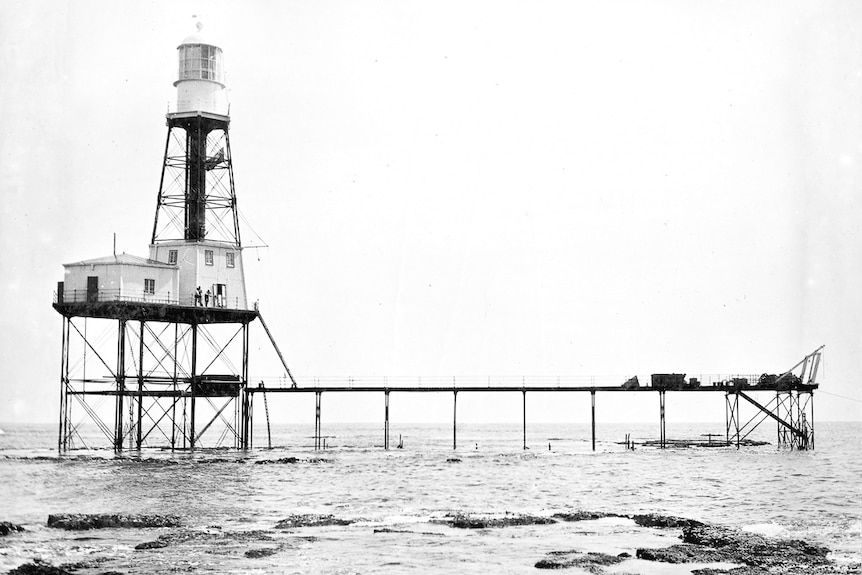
left=149, top=21, right=247, bottom=309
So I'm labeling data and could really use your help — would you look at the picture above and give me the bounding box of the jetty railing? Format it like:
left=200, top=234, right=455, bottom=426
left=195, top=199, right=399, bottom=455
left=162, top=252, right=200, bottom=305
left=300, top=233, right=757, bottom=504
left=249, top=373, right=766, bottom=390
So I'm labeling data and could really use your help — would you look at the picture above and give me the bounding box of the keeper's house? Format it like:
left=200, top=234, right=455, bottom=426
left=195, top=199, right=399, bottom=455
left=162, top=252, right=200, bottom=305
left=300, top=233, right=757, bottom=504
left=58, top=243, right=247, bottom=309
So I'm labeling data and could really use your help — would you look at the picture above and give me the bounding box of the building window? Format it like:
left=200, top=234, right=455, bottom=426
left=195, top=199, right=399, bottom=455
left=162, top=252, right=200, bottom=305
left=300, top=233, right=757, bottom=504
left=168, top=250, right=178, bottom=264
left=205, top=250, right=214, bottom=266
left=144, top=279, right=155, bottom=295
left=226, top=252, right=235, bottom=268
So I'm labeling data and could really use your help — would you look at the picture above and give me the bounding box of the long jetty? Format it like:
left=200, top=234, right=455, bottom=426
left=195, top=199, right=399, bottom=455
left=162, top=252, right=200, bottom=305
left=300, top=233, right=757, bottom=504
left=245, top=352, right=822, bottom=451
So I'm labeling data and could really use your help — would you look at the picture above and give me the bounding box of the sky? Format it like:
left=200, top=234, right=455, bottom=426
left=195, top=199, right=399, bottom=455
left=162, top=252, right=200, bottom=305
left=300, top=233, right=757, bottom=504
left=1, top=0, right=861, bottom=429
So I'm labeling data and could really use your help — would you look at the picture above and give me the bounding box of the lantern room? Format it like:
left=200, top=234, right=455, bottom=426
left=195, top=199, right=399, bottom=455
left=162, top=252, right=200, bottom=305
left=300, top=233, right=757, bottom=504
left=175, top=22, right=228, bottom=115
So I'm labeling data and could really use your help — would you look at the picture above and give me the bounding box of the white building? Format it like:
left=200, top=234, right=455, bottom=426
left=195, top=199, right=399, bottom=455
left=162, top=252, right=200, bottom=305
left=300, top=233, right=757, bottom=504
left=60, top=253, right=178, bottom=305
left=149, top=240, right=247, bottom=308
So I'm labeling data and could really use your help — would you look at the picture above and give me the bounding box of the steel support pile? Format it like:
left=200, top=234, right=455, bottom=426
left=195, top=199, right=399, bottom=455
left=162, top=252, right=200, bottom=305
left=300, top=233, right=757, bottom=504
left=57, top=314, right=254, bottom=451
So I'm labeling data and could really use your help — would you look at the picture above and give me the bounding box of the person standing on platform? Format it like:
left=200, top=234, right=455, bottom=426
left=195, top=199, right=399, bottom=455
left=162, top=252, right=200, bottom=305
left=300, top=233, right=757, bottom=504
left=195, top=286, right=202, bottom=306
left=205, top=289, right=211, bottom=307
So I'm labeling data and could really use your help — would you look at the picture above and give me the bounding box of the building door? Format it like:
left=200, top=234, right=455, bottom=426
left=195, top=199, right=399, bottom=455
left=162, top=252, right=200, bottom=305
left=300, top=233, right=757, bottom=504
left=87, top=276, right=99, bottom=303
left=216, top=284, right=226, bottom=308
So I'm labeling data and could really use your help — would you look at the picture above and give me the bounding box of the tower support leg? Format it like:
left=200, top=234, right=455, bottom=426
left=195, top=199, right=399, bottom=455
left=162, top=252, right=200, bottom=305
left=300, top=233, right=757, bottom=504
left=190, top=324, right=198, bottom=450
left=240, top=323, right=250, bottom=449
left=115, top=320, right=127, bottom=450
left=137, top=320, right=145, bottom=449
left=58, top=316, right=68, bottom=452
left=171, top=323, right=178, bottom=451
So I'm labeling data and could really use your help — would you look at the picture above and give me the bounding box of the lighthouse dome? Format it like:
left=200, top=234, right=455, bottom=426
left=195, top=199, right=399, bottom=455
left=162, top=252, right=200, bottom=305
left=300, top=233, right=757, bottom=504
left=180, top=21, right=219, bottom=47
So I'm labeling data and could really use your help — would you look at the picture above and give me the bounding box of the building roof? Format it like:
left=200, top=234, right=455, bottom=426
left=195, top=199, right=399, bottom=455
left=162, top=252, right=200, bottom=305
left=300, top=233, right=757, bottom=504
left=63, top=252, right=176, bottom=269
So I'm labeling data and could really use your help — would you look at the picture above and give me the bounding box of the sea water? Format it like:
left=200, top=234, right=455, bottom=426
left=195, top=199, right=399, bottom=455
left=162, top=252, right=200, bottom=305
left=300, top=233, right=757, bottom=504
left=1, top=421, right=860, bottom=574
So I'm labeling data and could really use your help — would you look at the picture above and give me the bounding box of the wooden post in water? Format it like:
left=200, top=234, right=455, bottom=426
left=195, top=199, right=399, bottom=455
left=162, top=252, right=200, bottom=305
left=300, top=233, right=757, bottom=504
left=591, top=390, right=596, bottom=451
left=659, top=390, right=666, bottom=449
left=522, top=390, right=527, bottom=450
left=315, top=391, right=322, bottom=450
left=453, top=391, right=457, bottom=450
left=384, top=391, right=390, bottom=450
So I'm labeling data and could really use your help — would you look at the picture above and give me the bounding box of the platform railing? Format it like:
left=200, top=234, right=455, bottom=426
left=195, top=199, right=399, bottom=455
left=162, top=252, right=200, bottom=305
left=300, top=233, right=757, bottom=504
left=54, top=289, right=245, bottom=310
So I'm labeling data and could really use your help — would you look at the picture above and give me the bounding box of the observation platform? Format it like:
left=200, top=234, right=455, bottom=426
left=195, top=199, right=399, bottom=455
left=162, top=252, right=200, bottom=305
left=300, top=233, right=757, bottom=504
left=53, top=295, right=258, bottom=324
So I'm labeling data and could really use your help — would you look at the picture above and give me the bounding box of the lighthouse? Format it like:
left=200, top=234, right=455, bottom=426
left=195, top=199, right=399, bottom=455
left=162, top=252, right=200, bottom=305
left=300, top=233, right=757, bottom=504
left=54, top=24, right=261, bottom=451
left=150, top=21, right=246, bottom=309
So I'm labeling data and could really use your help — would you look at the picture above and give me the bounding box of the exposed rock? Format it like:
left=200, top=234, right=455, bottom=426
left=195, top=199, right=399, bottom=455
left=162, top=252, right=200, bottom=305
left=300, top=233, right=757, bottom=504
left=275, top=514, right=353, bottom=529
left=0, top=521, right=25, bottom=535
left=636, top=544, right=735, bottom=564
left=681, top=523, right=831, bottom=570
left=635, top=521, right=838, bottom=574
left=374, top=528, right=444, bottom=536
left=535, top=551, right=626, bottom=571
left=254, top=457, right=331, bottom=465
left=244, top=547, right=278, bottom=558
left=135, top=540, right=168, bottom=550
left=154, top=529, right=212, bottom=545
left=8, top=561, right=73, bottom=575
left=552, top=511, right=619, bottom=522
left=446, top=458, right=462, bottom=463
left=153, top=528, right=276, bottom=546
left=255, top=457, right=299, bottom=465
left=58, top=557, right=111, bottom=571
left=448, top=513, right=556, bottom=529
left=47, top=514, right=181, bottom=530
left=690, top=568, right=769, bottom=575
left=630, top=513, right=705, bottom=529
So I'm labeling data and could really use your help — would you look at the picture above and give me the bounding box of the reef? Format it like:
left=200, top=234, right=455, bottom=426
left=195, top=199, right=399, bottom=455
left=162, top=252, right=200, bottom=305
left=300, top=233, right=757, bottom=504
left=535, top=512, right=859, bottom=575
left=244, top=547, right=279, bottom=558
left=535, top=551, right=628, bottom=571
left=553, top=511, right=620, bottom=522
left=134, top=540, right=169, bottom=550
left=631, top=513, right=706, bottom=529
left=447, top=512, right=556, bottom=529
left=7, top=561, right=74, bottom=575
left=275, top=514, right=353, bottom=529
left=0, top=521, right=25, bottom=535
left=254, top=457, right=331, bottom=465
left=46, top=514, right=181, bottom=530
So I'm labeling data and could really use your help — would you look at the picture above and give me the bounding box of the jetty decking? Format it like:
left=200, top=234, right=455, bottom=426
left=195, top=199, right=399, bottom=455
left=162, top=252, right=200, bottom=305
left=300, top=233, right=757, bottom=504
left=242, top=375, right=818, bottom=451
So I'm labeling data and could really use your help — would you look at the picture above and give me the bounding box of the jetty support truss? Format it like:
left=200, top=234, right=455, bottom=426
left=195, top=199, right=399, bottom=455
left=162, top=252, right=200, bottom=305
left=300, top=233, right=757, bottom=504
left=725, top=346, right=822, bottom=450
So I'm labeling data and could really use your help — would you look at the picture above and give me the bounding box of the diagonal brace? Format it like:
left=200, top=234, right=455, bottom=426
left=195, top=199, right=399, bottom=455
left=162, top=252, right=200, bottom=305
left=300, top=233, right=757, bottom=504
left=736, top=391, right=805, bottom=439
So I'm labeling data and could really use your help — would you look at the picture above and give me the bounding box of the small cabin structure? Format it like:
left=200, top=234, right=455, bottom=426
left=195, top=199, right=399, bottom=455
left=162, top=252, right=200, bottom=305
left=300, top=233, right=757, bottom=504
left=59, top=253, right=177, bottom=305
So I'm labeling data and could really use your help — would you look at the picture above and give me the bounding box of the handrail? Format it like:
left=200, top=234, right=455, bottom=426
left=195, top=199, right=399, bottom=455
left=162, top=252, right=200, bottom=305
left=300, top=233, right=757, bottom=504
left=54, top=288, right=246, bottom=310
left=245, top=373, right=784, bottom=391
